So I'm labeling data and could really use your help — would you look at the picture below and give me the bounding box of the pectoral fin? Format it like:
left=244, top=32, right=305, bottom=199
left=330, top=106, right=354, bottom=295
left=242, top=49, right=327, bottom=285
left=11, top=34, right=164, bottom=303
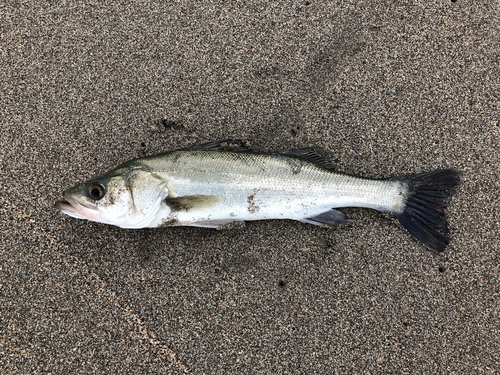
left=164, top=195, right=223, bottom=212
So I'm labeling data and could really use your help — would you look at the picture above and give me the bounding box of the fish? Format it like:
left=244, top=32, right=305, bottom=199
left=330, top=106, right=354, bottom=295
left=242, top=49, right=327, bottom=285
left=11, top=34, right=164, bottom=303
left=55, top=140, right=460, bottom=252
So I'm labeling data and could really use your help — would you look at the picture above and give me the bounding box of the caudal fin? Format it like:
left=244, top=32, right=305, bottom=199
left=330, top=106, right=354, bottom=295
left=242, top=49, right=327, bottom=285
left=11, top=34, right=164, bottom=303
left=393, top=169, right=460, bottom=252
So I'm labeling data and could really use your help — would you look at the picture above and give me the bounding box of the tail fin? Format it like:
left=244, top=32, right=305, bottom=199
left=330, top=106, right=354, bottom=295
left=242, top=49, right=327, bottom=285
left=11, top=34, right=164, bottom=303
left=392, top=169, right=460, bottom=252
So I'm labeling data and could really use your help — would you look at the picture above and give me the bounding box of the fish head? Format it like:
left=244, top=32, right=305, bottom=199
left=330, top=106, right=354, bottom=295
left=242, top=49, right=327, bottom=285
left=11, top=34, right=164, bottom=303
left=55, top=167, right=168, bottom=228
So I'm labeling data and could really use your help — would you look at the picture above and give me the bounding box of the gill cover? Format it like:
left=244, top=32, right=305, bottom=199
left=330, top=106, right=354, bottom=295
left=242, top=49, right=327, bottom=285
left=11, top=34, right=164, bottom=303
left=112, top=169, right=168, bottom=228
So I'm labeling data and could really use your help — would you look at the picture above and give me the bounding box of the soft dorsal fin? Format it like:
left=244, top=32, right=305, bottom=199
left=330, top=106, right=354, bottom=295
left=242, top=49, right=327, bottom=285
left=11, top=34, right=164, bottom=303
left=282, top=148, right=334, bottom=169
left=184, top=139, right=251, bottom=152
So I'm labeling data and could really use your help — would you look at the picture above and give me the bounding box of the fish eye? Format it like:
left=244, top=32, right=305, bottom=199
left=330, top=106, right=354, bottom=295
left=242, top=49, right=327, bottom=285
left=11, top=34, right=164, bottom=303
left=87, top=182, right=106, bottom=200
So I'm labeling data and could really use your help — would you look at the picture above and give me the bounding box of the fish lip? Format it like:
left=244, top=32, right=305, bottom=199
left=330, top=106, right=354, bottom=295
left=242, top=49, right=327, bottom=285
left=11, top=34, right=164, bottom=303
left=54, top=199, right=72, bottom=211
left=55, top=194, right=98, bottom=217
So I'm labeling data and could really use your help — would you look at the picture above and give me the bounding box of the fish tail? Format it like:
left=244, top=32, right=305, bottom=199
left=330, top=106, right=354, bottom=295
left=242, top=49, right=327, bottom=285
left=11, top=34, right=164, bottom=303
left=392, top=169, right=461, bottom=252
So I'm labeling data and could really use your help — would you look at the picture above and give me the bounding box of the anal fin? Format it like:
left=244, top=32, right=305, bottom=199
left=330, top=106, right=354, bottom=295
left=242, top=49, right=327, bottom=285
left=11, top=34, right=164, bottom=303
left=190, top=219, right=244, bottom=229
left=300, top=209, right=347, bottom=226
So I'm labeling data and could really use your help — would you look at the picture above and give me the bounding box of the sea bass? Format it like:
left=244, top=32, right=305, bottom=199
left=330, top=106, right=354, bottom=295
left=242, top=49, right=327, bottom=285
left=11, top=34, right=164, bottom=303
left=55, top=140, right=460, bottom=251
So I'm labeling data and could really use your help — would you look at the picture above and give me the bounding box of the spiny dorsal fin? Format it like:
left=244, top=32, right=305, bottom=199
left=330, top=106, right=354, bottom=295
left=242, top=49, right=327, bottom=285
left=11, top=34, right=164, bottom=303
left=184, top=139, right=251, bottom=152
left=282, top=148, right=334, bottom=169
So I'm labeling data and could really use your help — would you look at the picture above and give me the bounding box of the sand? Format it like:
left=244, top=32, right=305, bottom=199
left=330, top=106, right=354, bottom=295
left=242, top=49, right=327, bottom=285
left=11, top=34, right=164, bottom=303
left=1, top=1, right=499, bottom=373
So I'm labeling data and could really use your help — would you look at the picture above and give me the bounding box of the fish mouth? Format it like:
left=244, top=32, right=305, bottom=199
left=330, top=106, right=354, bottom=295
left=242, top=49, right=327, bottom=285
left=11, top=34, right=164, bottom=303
left=55, top=196, right=98, bottom=220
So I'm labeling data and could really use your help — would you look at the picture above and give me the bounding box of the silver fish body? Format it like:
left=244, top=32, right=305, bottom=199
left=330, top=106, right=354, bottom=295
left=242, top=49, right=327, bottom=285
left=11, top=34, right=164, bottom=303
left=55, top=141, right=460, bottom=251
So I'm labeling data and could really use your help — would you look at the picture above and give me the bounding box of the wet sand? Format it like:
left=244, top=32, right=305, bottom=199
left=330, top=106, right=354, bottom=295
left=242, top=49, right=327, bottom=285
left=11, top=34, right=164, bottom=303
left=1, top=1, right=499, bottom=373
